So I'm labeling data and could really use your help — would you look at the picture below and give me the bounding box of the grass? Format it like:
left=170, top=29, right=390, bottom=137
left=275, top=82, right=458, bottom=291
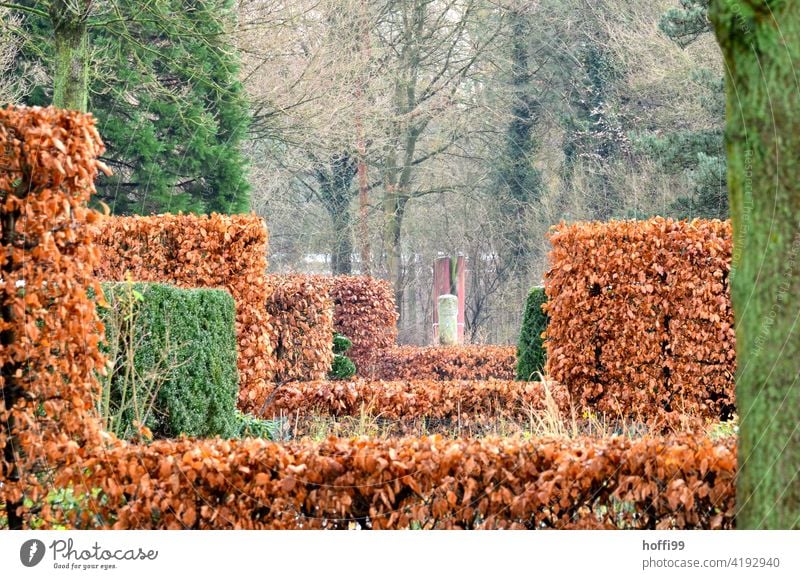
left=264, top=380, right=735, bottom=441
left=706, top=414, right=739, bottom=440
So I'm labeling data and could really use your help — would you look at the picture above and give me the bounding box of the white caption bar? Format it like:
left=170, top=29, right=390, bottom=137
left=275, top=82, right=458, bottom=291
left=1, top=530, right=798, bottom=578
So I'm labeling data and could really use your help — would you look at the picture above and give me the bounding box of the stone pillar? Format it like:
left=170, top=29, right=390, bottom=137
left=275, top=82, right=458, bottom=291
left=438, top=294, right=458, bottom=345
left=433, top=255, right=467, bottom=343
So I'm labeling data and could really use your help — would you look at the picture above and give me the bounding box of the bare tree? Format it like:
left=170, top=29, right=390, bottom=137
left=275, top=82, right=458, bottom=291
left=239, top=0, right=385, bottom=274
left=238, top=0, right=725, bottom=343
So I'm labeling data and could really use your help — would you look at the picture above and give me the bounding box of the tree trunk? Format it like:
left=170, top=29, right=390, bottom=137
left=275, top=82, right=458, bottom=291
left=316, top=154, right=357, bottom=275
left=356, top=152, right=370, bottom=275
left=330, top=204, right=353, bottom=275
left=50, top=0, right=89, bottom=112
left=355, top=0, right=372, bottom=275
left=383, top=191, right=406, bottom=316
left=710, top=0, right=800, bottom=529
left=498, top=9, right=542, bottom=276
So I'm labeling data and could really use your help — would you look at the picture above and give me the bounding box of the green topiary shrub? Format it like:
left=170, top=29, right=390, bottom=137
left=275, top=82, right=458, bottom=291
left=329, top=332, right=356, bottom=380
left=333, top=332, right=353, bottom=355
left=329, top=354, right=357, bottom=380
left=98, top=281, right=240, bottom=439
left=516, top=287, right=548, bottom=381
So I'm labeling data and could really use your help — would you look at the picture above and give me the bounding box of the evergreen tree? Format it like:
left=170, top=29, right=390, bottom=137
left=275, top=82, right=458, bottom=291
left=516, top=287, right=548, bottom=381
left=642, top=0, right=728, bottom=220
left=13, top=0, right=250, bottom=215
left=561, top=43, right=626, bottom=220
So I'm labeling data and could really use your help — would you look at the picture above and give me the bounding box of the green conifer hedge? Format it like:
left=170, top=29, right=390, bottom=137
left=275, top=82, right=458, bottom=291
left=516, top=287, right=548, bottom=381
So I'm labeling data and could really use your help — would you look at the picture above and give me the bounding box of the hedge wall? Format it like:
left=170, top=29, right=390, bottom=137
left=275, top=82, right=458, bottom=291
left=330, top=276, right=398, bottom=371
left=263, top=379, right=568, bottom=423
left=368, top=346, right=517, bottom=381
left=265, top=274, right=334, bottom=383
left=516, top=287, right=548, bottom=381
left=69, top=435, right=736, bottom=529
left=98, top=282, right=239, bottom=439
left=93, top=213, right=274, bottom=410
left=264, top=274, right=398, bottom=378
left=95, top=239, right=398, bottom=402
left=1, top=109, right=738, bottom=532
left=544, top=218, right=735, bottom=423
left=1, top=106, right=108, bottom=528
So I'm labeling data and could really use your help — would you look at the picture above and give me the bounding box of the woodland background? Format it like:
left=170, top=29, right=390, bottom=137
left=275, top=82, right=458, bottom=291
left=0, top=0, right=723, bottom=344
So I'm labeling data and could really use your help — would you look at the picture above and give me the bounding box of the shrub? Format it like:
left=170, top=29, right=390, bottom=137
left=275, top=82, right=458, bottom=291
left=231, top=411, right=282, bottom=440
left=327, top=332, right=356, bottom=380
left=544, top=218, right=735, bottom=423
left=330, top=276, right=398, bottom=371
left=98, top=282, right=239, bottom=439
left=0, top=106, right=114, bottom=529
left=265, top=379, right=568, bottom=423
left=332, top=332, right=352, bottom=354
left=265, top=274, right=334, bottom=383
left=264, top=274, right=397, bottom=378
left=74, top=435, right=736, bottom=529
left=367, top=345, right=517, bottom=380
left=516, top=287, right=548, bottom=380
left=328, top=355, right=356, bottom=380
left=0, top=105, right=108, bottom=529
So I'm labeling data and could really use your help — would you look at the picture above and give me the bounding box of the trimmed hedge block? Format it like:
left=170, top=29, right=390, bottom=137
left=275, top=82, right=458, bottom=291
left=331, top=276, right=398, bottom=371
left=544, top=218, right=735, bottom=423
left=368, top=346, right=517, bottom=381
left=265, top=274, right=335, bottom=383
left=264, top=274, right=398, bottom=379
left=76, top=435, right=736, bottom=529
left=99, top=282, right=239, bottom=439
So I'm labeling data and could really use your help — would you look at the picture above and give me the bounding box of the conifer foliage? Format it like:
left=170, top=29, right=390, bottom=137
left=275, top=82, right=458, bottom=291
left=516, top=287, right=548, bottom=381
left=13, top=0, right=250, bottom=215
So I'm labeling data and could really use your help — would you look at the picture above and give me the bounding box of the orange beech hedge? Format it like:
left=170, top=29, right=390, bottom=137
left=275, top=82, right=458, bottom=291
left=544, top=218, right=735, bottom=423
left=265, top=274, right=334, bottom=383
left=265, top=274, right=398, bottom=375
left=330, top=276, right=398, bottom=371
left=0, top=106, right=108, bottom=528
left=367, top=346, right=517, bottom=381
left=263, top=379, right=568, bottom=422
left=68, top=435, right=735, bottom=529
left=93, top=213, right=274, bottom=409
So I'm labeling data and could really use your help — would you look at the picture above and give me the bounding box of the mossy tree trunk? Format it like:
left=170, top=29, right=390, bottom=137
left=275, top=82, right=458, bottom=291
left=710, top=0, right=800, bottom=529
left=499, top=8, right=542, bottom=272
left=50, top=0, right=90, bottom=112
left=383, top=190, right=407, bottom=314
